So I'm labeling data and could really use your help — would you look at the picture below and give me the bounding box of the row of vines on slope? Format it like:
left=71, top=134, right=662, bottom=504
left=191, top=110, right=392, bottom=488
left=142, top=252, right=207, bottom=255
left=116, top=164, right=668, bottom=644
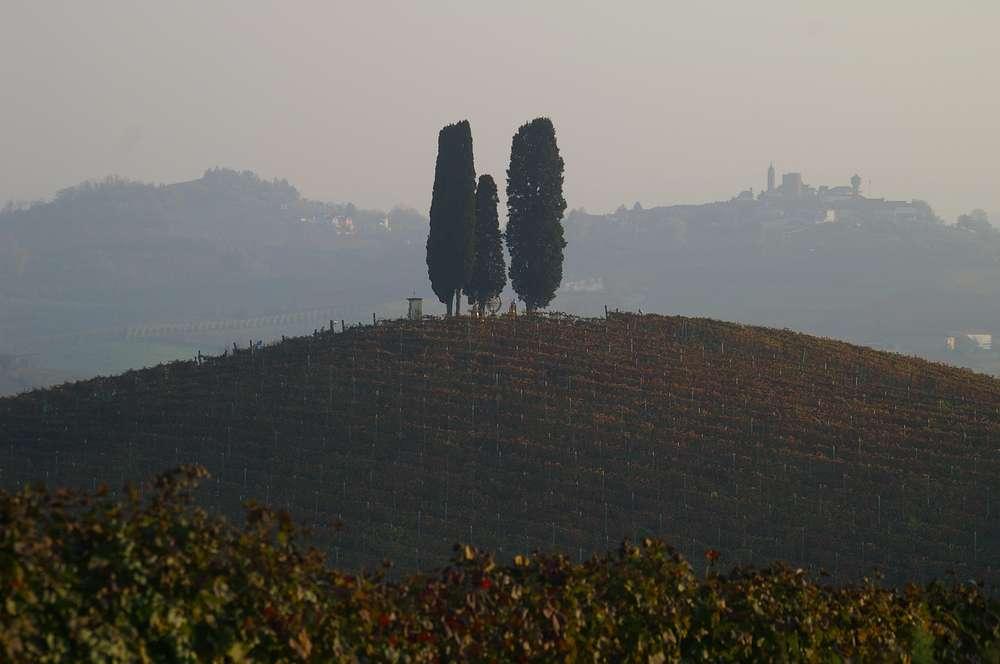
left=1, top=313, right=997, bottom=585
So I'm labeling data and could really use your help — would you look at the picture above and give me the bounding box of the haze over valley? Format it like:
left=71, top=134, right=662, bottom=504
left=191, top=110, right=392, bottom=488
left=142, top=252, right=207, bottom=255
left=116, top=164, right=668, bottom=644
left=2, top=3, right=999, bottom=659
left=4, top=3, right=999, bottom=392
left=3, top=166, right=1000, bottom=394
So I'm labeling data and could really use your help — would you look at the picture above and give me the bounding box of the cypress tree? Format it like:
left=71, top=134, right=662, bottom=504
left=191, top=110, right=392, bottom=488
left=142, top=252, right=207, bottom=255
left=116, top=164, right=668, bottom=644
left=505, top=117, right=567, bottom=313
left=426, top=120, right=476, bottom=315
left=466, top=174, right=506, bottom=315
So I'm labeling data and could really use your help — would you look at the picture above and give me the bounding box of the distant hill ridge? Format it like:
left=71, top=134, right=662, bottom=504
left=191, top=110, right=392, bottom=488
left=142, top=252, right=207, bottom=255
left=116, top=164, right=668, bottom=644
left=1, top=169, right=393, bottom=245
left=0, top=169, right=431, bottom=393
left=1, top=312, right=997, bottom=586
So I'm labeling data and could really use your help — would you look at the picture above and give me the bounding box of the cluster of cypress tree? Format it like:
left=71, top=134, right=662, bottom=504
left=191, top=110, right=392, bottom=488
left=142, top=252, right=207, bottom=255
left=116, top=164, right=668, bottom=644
left=505, top=117, right=567, bottom=312
left=427, top=117, right=565, bottom=315
left=427, top=121, right=477, bottom=316
left=466, top=174, right=506, bottom=315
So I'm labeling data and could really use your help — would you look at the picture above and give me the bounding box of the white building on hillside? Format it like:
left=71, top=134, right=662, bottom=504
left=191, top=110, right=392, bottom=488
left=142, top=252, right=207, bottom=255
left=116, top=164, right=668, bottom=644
left=946, top=331, right=992, bottom=351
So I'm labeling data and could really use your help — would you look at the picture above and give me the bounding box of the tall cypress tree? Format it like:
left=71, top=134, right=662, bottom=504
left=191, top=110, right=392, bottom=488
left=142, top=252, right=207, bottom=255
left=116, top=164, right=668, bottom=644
left=426, top=120, right=476, bottom=315
left=466, top=174, right=506, bottom=315
left=505, top=117, right=567, bottom=312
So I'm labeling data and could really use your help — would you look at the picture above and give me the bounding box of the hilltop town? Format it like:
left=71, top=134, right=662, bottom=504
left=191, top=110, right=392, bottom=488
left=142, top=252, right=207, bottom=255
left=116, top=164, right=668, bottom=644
left=730, top=164, right=937, bottom=226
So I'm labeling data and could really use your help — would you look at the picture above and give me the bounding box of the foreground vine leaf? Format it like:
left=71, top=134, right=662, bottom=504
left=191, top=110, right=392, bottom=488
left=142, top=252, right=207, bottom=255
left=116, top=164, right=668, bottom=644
left=1, top=466, right=997, bottom=662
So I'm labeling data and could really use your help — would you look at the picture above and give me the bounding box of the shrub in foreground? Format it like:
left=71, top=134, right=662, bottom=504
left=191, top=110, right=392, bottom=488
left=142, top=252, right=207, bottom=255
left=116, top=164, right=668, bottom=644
left=1, top=466, right=997, bottom=662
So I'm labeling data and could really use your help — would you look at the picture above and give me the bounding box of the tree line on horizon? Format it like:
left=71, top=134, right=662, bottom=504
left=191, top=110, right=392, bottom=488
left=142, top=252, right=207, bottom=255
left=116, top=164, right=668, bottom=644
left=426, top=117, right=567, bottom=315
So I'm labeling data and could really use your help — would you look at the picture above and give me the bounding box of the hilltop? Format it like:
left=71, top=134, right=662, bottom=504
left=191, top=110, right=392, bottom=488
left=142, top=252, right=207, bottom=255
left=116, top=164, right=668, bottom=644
left=0, top=169, right=428, bottom=393
left=2, top=313, right=998, bottom=586
left=0, top=169, right=427, bottom=307
left=560, top=195, right=1000, bottom=374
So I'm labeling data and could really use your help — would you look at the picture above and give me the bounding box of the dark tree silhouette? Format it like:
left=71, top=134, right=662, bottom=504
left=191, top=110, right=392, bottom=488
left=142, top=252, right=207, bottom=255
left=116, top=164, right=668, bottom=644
left=466, top=174, right=506, bottom=315
left=427, top=120, right=476, bottom=315
left=505, top=118, right=566, bottom=312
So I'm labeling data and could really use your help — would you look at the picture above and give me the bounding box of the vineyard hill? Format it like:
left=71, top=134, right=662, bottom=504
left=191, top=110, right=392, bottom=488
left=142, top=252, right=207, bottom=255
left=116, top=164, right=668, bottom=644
left=1, top=313, right=997, bottom=586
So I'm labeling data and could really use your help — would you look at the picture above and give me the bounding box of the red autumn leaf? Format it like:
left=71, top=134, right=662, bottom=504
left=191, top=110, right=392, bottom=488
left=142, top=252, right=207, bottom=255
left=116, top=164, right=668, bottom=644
left=263, top=604, right=278, bottom=621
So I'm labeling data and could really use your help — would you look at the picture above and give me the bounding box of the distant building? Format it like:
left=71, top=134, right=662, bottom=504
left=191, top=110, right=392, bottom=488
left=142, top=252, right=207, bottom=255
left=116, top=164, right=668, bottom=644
left=750, top=166, right=930, bottom=227
left=782, top=172, right=803, bottom=197
left=333, top=216, right=356, bottom=235
left=946, top=331, right=992, bottom=351
left=967, top=333, right=992, bottom=350
left=407, top=297, right=423, bottom=320
left=892, top=205, right=920, bottom=223
left=819, top=186, right=855, bottom=204
left=758, top=166, right=867, bottom=202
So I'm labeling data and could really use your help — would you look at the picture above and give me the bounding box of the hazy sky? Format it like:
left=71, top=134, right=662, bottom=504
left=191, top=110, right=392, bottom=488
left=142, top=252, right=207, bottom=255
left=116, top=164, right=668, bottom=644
left=2, top=1, right=998, bottom=220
